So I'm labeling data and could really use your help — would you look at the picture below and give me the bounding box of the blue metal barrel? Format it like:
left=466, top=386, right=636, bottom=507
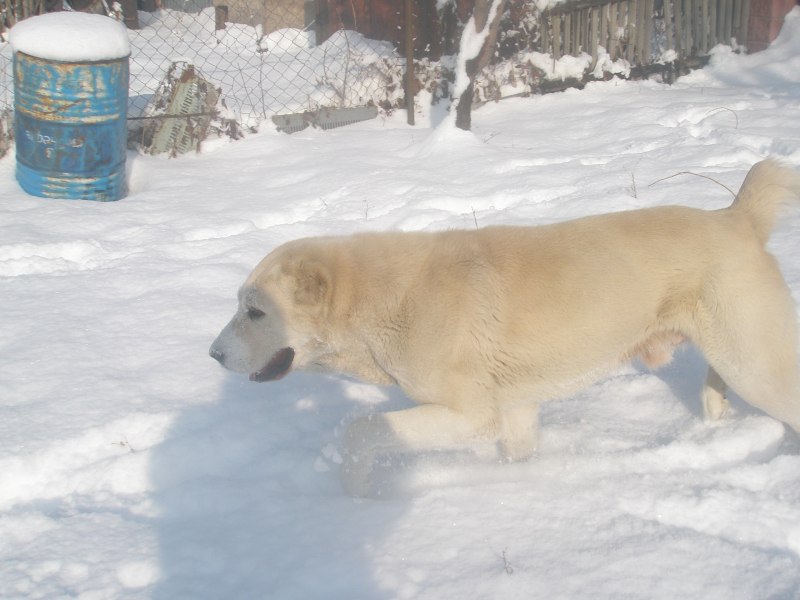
left=14, top=51, right=129, bottom=201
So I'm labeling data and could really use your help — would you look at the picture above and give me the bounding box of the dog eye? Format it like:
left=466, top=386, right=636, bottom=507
left=246, top=307, right=265, bottom=320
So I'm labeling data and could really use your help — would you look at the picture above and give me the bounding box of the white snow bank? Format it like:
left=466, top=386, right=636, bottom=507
left=681, top=7, right=800, bottom=91
left=259, top=28, right=316, bottom=54
left=1, top=8, right=800, bottom=600
left=9, top=13, right=130, bottom=61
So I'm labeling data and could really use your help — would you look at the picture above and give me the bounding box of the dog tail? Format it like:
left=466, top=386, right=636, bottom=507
left=730, top=159, right=800, bottom=245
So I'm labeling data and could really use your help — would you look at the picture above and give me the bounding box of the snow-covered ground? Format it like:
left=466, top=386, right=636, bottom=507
left=2, top=9, right=800, bottom=599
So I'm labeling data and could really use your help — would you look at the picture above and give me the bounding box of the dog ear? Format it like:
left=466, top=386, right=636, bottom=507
left=292, top=260, right=331, bottom=306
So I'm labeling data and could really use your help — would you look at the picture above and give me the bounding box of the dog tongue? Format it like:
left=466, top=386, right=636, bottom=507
left=250, top=347, right=295, bottom=382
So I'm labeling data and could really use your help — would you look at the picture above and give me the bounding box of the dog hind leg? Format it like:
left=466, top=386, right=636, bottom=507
left=695, top=267, right=800, bottom=433
left=702, top=366, right=729, bottom=421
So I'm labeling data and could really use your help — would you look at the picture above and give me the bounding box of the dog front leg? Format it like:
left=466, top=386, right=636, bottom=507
left=702, top=366, right=729, bottom=421
left=340, top=404, right=496, bottom=496
left=499, top=403, right=540, bottom=462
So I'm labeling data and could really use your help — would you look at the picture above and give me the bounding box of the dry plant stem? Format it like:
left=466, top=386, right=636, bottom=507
left=649, top=171, right=737, bottom=197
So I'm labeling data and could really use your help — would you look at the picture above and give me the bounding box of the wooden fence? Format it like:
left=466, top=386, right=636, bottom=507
left=541, top=0, right=750, bottom=66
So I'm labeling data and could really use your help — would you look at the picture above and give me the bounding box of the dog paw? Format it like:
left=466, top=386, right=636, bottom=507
left=340, top=453, right=374, bottom=497
left=703, top=388, right=730, bottom=421
left=339, top=417, right=381, bottom=496
left=498, top=437, right=537, bottom=463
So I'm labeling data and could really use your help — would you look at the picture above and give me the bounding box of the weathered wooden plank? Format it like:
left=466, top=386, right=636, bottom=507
left=725, top=1, right=742, bottom=44
left=722, top=0, right=733, bottom=44
left=711, top=0, right=720, bottom=46
left=585, top=8, right=591, bottom=54
left=635, top=0, right=645, bottom=64
left=629, top=0, right=644, bottom=64
left=700, top=0, right=708, bottom=52
left=739, top=0, right=750, bottom=45
left=624, top=0, right=633, bottom=62
left=684, top=0, right=693, bottom=56
left=542, top=12, right=551, bottom=56
left=575, top=9, right=581, bottom=55
left=694, top=0, right=702, bottom=52
left=553, top=14, right=562, bottom=59
left=564, top=12, right=573, bottom=54
left=612, top=2, right=620, bottom=58
left=642, top=0, right=652, bottom=64
left=672, top=0, right=683, bottom=57
left=663, top=0, right=674, bottom=52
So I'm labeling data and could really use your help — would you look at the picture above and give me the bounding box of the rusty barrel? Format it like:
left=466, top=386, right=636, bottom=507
left=13, top=51, right=129, bottom=201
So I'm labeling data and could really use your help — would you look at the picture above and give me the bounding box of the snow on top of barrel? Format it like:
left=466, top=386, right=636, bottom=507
left=9, top=13, right=130, bottom=61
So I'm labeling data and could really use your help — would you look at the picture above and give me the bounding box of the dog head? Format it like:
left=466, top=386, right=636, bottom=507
left=209, top=241, right=333, bottom=382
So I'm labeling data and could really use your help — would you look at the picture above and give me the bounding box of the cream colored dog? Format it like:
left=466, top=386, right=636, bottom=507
left=210, top=160, right=800, bottom=495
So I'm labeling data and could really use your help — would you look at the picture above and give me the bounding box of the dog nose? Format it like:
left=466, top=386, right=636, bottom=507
left=209, top=346, right=225, bottom=364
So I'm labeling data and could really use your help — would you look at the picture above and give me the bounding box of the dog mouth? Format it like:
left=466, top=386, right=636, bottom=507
left=250, top=347, right=295, bottom=382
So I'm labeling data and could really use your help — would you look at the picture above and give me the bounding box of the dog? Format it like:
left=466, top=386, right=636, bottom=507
left=210, top=160, right=800, bottom=495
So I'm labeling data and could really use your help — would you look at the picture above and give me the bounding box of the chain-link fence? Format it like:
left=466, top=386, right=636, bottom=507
left=124, top=2, right=408, bottom=128
left=0, top=0, right=414, bottom=135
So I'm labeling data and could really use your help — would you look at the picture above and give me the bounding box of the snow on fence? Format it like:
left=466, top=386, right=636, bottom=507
left=542, top=0, right=749, bottom=68
left=0, top=0, right=751, bottom=144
